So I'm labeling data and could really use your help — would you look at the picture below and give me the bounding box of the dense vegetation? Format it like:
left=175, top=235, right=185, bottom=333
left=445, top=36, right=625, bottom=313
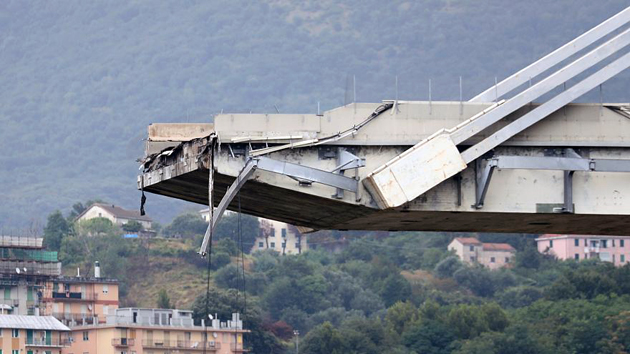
left=2, top=0, right=630, bottom=228
left=43, top=205, right=630, bottom=353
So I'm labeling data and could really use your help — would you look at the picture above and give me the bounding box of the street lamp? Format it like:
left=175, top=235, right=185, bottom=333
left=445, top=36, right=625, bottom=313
left=293, top=330, right=299, bottom=353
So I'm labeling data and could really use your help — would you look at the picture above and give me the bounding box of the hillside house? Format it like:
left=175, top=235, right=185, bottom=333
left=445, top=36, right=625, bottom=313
left=448, top=237, right=515, bottom=270
left=76, top=203, right=152, bottom=230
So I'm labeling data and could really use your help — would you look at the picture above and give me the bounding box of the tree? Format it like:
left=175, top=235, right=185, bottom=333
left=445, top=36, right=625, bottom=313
left=215, top=213, right=259, bottom=253
left=434, top=256, right=462, bottom=278
left=122, top=220, right=143, bottom=232
left=43, top=210, right=70, bottom=251
left=301, top=322, right=346, bottom=354
left=379, top=273, right=412, bottom=307
left=162, top=213, right=207, bottom=238
left=157, top=289, right=172, bottom=309
left=402, top=319, right=456, bottom=354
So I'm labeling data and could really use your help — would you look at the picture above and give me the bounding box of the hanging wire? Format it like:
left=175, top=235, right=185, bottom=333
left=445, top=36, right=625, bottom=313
left=238, top=193, right=247, bottom=316
left=203, top=141, right=215, bottom=354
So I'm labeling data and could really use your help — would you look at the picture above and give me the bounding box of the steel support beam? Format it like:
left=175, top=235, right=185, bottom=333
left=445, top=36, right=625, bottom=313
left=471, top=6, right=630, bottom=102
left=255, top=156, right=359, bottom=193
left=473, top=153, right=630, bottom=210
left=461, top=51, right=630, bottom=163
left=452, top=28, right=630, bottom=145
left=199, top=159, right=257, bottom=256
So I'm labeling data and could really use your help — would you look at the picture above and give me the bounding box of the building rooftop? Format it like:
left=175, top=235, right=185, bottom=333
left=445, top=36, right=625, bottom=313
left=77, top=203, right=152, bottom=222
left=0, top=315, right=70, bottom=331
left=453, top=237, right=483, bottom=245
left=536, top=234, right=630, bottom=240
left=482, top=243, right=516, bottom=252
left=55, top=276, right=118, bottom=284
left=0, top=236, right=43, bottom=249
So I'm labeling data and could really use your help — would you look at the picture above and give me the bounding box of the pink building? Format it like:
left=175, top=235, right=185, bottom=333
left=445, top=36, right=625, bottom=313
left=536, top=234, right=630, bottom=266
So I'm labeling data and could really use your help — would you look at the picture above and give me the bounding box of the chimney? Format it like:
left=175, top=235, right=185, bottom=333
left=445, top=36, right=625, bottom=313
left=94, top=261, right=101, bottom=278
left=77, top=267, right=80, bottom=277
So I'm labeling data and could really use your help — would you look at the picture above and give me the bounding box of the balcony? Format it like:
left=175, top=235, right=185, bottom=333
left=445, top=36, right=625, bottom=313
left=230, top=343, right=250, bottom=352
left=112, top=338, right=135, bottom=347
left=0, top=298, right=19, bottom=308
left=26, top=338, right=70, bottom=347
left=142, top=340, right=220, bottom=351
left=51, top=291, right=97, bottom=301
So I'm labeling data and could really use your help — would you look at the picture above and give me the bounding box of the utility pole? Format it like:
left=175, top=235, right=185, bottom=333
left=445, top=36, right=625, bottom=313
left=293, top=330, right=299, bottom=353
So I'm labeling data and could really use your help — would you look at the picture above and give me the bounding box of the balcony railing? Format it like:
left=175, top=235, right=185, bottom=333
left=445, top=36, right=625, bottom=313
left=26, top=338, right=70, bottom=347
left=112, top=338, right=135, bottom=347
left=142, top=340, right=220, bottom=351
left=51, top=291, right=97, bottom=301
left=230, top=343, right=250, bottom=352
left=0, top=298, right=20, bottom=307
left=46, top=312, right=99, bottom=326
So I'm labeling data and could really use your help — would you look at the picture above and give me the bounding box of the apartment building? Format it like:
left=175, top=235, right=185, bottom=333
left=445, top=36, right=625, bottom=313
left=40, top=270, right=119, bottom=327
left=448, top=237, right=516, bottom=270
left=0, top=315, right=70, bottom=354
left=63, top=308, right=248, bottom=354
left=536, top=234, right=630, bottom=266
left=0, top=236, right=62, bottom=315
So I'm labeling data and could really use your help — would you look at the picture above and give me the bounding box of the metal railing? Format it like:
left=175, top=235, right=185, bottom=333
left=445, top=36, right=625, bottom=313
left=49, top=313, right=99, bottom=326
left=26, top=338, right=70, bottom=347
left=142, top=340, right=220, bottom=350
left=230, top=343, right=250, bottom=352
left=112, top=338, right=135, bottom=346
left=51, top=291, right=98, bottom=301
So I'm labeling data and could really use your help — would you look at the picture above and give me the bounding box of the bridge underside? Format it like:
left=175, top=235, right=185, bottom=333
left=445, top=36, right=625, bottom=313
left=143, top=169, right=630, bottom=235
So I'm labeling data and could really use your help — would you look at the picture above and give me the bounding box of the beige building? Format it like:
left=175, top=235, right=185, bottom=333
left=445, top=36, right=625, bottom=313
left=76, top=204, right=152, bottom=230
left=0, top=315, right=70, bottom=354
left=40, top=270, right=119, bottom=327
left=63, top=308, right=248, bottom=354
left=199, top=210, right=308, bottom=255
left=448, top=237, right=515, bottom=270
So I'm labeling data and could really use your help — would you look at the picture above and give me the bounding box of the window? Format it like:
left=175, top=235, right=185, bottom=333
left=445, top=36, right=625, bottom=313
left=470, top=257, right=475, bottom=262
left=621, top=240, right=625, bottom=247
left=621, top=255, right=626, bottom=263
left=602, top=240, right=608, bottom=248
left=12, top=329, right=19, bottom=338
left=0, top=328, right=2, bottom=336
left=469, top=246, right=474, bottom=251
left=258, top=242, right=264, bottom=248
left=13, top=350, right=18, bottom=354
left=4, top=287, right=10, bottom=300
left=574, top=239, right=579, bottom=247
left=83, top=331, right=89, bottom=341
left=281, top=242, right=286, bottom=249
left=270, top=242, right=275, bottom=248
left=550, top=240, right=553, bottom=247
left=103, top=285, right=109, bottom=294
left=98, top=213, right=102, bottom=217
left=612, top=239, right=616, bottom=247
left=490, top=257, right=495, bottom=263
left=574, top=254, right=579, bottom=260
left=584, top=239, right=588, bottom=246
left=271, top=228, right=276, bottom=236
left=584, top=253, right=588, bottom=259
left=295, top=243, right=300, bottom=248
left=281, top=229, right=287, bottom=237
left=505, top=257, right=510, bottom=263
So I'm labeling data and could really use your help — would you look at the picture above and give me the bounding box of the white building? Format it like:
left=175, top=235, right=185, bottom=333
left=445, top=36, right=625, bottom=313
left=199, top=209, right=308, bottom=255
left=76, top=203, right=153, bottom=230
left=448, top=237, right=515, bottom=270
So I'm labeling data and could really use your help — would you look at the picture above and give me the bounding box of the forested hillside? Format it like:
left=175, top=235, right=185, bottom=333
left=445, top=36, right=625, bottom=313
left=43, top=206, right=630, bottom=353
left=1, top=0, right=630, bottom=228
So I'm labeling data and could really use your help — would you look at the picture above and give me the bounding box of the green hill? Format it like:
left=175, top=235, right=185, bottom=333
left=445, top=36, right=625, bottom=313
left=1, top=0, right=630, bottom=228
